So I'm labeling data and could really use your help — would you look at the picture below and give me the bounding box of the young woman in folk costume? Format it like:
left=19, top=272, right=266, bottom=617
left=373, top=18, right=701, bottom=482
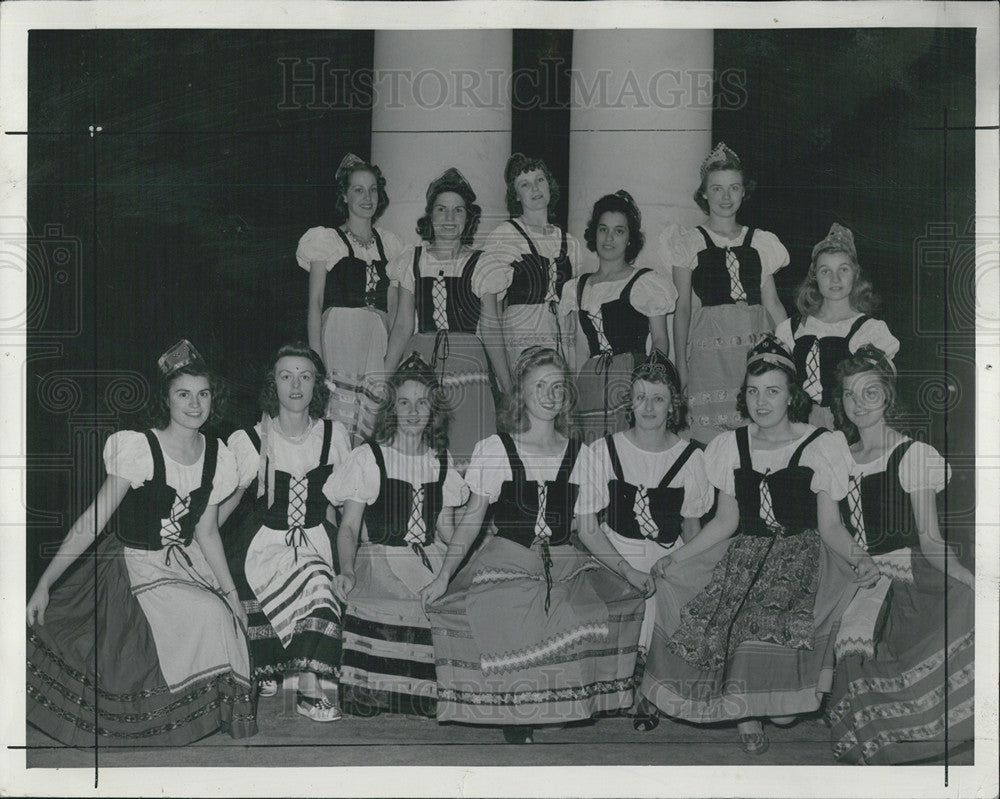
left=475, top=153, right=581, bottom=393
left=641, top=336, right=875, bottom=755
left=218, top=343, right=351, bottom=722
left=26, top=341, right=256, bottom=746
left=297, top=153, right=404, bottom=444
left=775, top=224, right=899, bottom=430
left=661, top=142, right=789, bottom=444
left=826, top=347, right=974, bottom=764
left=560, top=190, right=675, bottom=443
left=383, top=168, right=495, bottom=470
left=575, top=349, right=714, bottom=731
left=324, top=354, right=469, bottom=718
left=421, top=347, right=646, bottom=745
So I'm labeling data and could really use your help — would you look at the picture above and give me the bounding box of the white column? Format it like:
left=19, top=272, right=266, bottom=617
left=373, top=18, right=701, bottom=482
left=371, top=31, right=513, bottom=247
left=567, top=31, right=714, bottom=276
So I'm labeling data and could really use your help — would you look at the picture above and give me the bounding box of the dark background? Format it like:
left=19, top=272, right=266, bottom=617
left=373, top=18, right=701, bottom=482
left=26, top=28, right=977, bottom=587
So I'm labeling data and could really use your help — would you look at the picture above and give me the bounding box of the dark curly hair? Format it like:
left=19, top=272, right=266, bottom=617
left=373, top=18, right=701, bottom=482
left=795, top=244, right=880, bottom=317
left=584, top=191, right=645, bottom=265
left=694, top=159, right=756, bottom=215
left=332, top=161, right=390, bottom=227
left=416, top=179, right=482, bottom=248
left=258, top=342, right=331, bottom=420
left=504, top=153, right=561, bottom=219
left=497, top=346, right=576, bottom=436
left=371, top=358, right=450, bottom=457
left=146, top=363, right=227, bottom=430
left=736, top=359, right=812, bottom=424
left=831, top=346, right=903, bottom=445
left=625, top=352, right=688, bottom=432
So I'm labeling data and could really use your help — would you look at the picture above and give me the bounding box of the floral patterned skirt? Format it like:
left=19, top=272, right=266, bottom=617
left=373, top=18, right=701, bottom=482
left=685, top=302, right=771, bottom=445
left=642, top=530, right=856, bottom=722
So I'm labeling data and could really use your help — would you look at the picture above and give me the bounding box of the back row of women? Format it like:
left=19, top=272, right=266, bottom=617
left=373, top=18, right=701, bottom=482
left=26, top=143, right=973, bottom=764
left=297, top=144, right=899, bottom=458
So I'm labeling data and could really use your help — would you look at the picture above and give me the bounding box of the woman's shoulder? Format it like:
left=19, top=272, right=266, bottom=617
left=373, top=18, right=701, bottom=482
left=375, top=226, right=405, bottom=258
left=704, top=429, right=739, bottom=459
left=296, top=226, right=347, bottom=268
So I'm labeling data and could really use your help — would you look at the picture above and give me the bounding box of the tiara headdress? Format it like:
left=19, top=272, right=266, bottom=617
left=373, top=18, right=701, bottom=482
left=854, top=344, right=897, bottom=377
left=397, top=351, right=435, bottom=376
left=631, top=348, right=680, bottom=388
left=426, top=167, right=475, bottom=203
left=812, top=222, right=857, bottom=261
left=335, top=152, right=368, bottom=183
left=157, top=339, right=204, bottom=377
left=700, top=142, right=742, bottom=179
left=746, top=334, right=795, bottom=372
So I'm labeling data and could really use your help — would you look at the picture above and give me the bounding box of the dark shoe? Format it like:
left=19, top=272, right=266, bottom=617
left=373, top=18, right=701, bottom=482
left=502, top=725, right=533, bottom=744
left=738, top=729, right=770, bottom=755
left=633, top=714, right=660, bottom=732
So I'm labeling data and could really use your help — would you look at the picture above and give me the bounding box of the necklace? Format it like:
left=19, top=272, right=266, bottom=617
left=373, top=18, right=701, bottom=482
left=273, top=416, right=312, bottom=442
left=344, top=227, right=375, bottom=248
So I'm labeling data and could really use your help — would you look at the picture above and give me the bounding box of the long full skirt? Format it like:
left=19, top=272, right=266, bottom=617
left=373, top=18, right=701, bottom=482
left=685, top=303, right=771, bottom=445
left=27, top=533, right=256, bottom=747
left=828, top=547, right=975, bottom=764
left=339, top=542, right=444, bottom=717
left=320, top=305, right=389, bottom=446
left=642, top=531, right=856, bottom=722
left=407, top=331, right=495, bottom=472
left=241, top=521, right=342, bottom=679
left=574, top=352, right=637, bottom=445
left=427, top=536, right=645, bottom=726
left=502, top=303, right=575, bottom=371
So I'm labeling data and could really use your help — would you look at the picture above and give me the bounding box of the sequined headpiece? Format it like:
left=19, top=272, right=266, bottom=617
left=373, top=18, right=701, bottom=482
left=335, top=152, right=368, bottom=184
left=396, top=351, right=435, bottom=379
left=631, top=348, right=681, bottom=390
left=812, top=222, right=857, bottom=261
left=854, top=344, right=897, bottom=377
left=157, top=339, right=204, bottom=377
left=700, top=142, right=743, bottom=179
left=746, top=334, right=796, bottom=372
left=426, top=167, right=476, bottom=203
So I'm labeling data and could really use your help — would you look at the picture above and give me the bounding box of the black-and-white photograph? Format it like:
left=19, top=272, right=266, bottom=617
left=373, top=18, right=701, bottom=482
left=2, top=2, right=997, bottom=796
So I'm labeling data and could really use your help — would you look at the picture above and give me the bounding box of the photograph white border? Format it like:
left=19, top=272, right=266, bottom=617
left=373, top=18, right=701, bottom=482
left=1, top=2, right=997, bottom=797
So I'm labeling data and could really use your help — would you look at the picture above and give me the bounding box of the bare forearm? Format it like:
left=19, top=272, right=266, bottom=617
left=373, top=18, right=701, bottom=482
left=307, top=303, right=323, bottom=354
left=195, top=519, right=238, bottom=593
left=577, top=514, right=631, bottom=573
left=337, top=524, right=359, bottom=578
left=761, top=276, right=787, bottom=326
left=438, top=495, right=488, bottom=581
left=672, top=494, right=738, bottom=563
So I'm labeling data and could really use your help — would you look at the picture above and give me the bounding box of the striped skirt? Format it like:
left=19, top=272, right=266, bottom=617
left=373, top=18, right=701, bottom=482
left=27, top=532, right=256, bottom=747
left=828, top=548, right=975, bottom=764
left=320, top=305, right=389, bottom=447
left=242, top=523, right=341, bottom=679
left=339, top=543, right=442, bottom=717
left=427, top=537, right=645, bottom=726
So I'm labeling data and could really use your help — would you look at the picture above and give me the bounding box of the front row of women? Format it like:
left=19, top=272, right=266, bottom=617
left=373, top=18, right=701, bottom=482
left=26, top=335, right=973, bottom=764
